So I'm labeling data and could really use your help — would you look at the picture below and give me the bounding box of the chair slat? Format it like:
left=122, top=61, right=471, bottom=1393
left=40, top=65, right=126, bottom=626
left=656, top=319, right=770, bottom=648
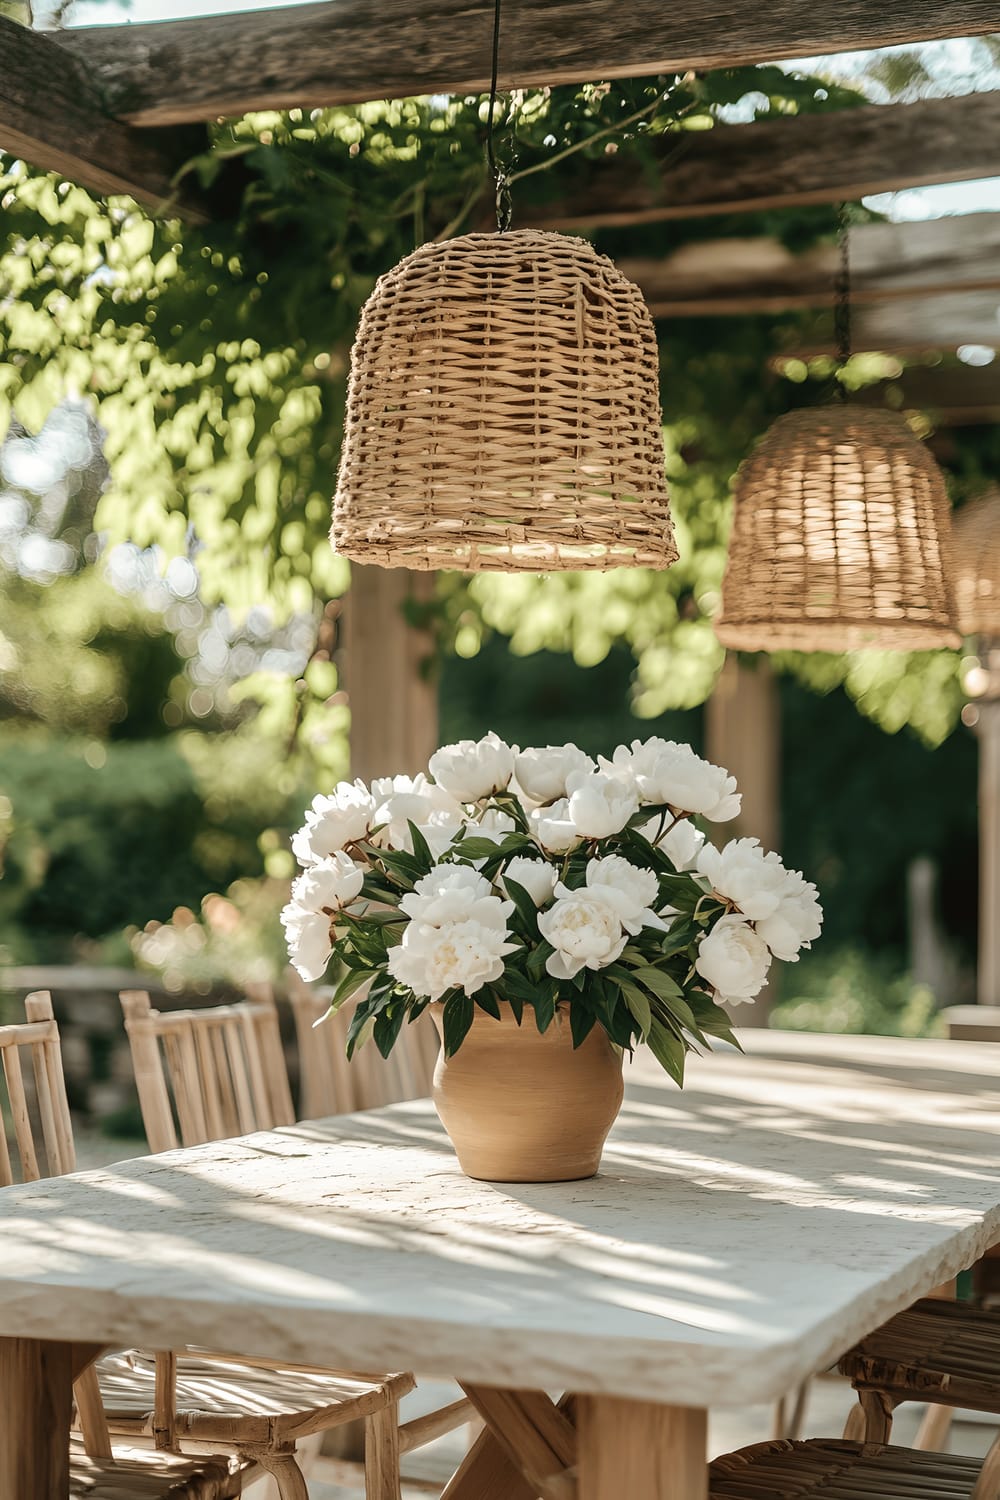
left=2, top=1043, right=40, bottom=1181
left=120, top=992, right=178, bottom=1154
left=221, top=1019, right=257, bottom=1136
left=193, top=1024, right=227, bottom=1142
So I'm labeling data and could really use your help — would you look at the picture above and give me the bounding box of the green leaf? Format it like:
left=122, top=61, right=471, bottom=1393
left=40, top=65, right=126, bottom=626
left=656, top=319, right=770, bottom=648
left=569, top=1003, right=596, bottom=1048
left=617, top=978, right=652, bottom=1039
left=475, top=989, right=501, bottom=1019
left=331, top=965, right=377, bottom=1010
left=373, top=1003, right=407, bottom=1059
left=442, top=990, right=475, bottom=1056
left=503, top=876, right=541, bottom=937
left=532, top=990, right=556, bottom=1033
left=406, top=819, right=433, bottom=869
left=632, top=965, right=683, bottom=1002
left=647, top=1017, right=687, bottom=1085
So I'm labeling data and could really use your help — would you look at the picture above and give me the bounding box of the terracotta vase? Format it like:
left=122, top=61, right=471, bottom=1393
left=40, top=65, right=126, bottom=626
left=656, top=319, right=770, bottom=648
left=429, top=1002, right=624, bottom=1182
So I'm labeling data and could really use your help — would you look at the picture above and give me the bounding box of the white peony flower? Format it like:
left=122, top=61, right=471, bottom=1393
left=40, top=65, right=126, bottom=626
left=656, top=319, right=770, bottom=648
left=387, top=918, right=517, bottom=1000
left=584, top=855, right=666, bottom=934
left=428, top=732, right=515, bottom=802
left=565, top=769, right=639, bottom=839
left=538, top=890, right=628, bottom=980
left=639, top=814, right=706, bottom=872
left=515, top=744, right=595, bottom=805
left=291, top=780, right=375, bottom=865
left=281, top=903, right=334, bottom=983
left=695, top=915, right=771, bottom=1004
left=400, top=864, right=513, bottom=930
left=756, top=869, right=823, bottom=961
left=529, top=798, right=581, bottom=854
left=290, top=851, right=365, bottom=915
left=605, top=739, right=740, bottom=822
left=696, top=837, right=789, bottom=921
left=502, top=856, right=558, bottom=907
left=369, top=774, right=464, bottom=854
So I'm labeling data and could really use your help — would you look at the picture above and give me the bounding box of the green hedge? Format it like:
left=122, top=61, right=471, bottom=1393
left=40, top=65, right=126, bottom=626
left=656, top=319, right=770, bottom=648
left=0, top=733, right=301, bottom=960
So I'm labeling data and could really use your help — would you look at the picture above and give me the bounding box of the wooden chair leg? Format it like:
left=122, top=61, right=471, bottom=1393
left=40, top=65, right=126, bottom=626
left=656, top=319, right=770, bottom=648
left=251, top=1449, right=310, bottom=1500
left=858, top=1388, right=895, bottom=1443
left=365, top=1402, right=402, bottom=1500
left=914, top=1402, right=955, bottom=1452
left=842, top=1400, right=867, bottom=1441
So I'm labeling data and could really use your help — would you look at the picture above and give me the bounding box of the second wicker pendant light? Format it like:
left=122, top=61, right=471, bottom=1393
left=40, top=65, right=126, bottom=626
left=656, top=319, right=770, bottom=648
left=716, top=204, right=959, bottom=653
left=715, top=407, right=961, bottom=652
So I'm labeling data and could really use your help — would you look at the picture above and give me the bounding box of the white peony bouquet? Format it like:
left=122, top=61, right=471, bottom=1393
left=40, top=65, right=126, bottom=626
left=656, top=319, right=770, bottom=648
left=282, top=733, right=822, bottom=1082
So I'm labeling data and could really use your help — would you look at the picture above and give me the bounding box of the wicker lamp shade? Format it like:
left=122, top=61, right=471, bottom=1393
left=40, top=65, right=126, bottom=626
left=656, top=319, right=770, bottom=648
left=953, top=487, right=1000, bottom=638
left=715, top=407, right=961, bottom=652
left=331, top=229, right=676, bottom=572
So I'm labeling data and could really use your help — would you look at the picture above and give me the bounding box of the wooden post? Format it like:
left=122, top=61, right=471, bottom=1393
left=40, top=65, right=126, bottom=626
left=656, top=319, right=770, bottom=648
left=705, top=655, right=780, bottom=854
left=705, top=656, right=781, bottom=1025
left=0, top=1336, right=74, bottom=1497
left=977, top=695, right=1000, bottom=1006
left=341, top=566, right=439, bottom=783
left=577, top=1397, right=707, bottom=1500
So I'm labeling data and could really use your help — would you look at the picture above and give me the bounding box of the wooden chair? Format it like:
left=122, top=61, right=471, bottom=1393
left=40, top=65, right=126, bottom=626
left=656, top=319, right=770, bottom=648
left=839, top=1296, right=1000, bottom=1463
left=709, top=1436, right=1000, bottom=1500
left=114, top=988, right=471, bottom=1498
left=0, top=992, right=247, bottom=1500
left=285, top=971, right=439, bottom=1120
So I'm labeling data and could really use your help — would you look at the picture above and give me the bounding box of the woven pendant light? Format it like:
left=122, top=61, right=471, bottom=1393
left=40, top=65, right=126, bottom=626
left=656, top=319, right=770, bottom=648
left=331, top=229, right=676, bottom=572
left=715, top=406, right=961, bottom=652
left=953, top=487, right=1000, bottom=639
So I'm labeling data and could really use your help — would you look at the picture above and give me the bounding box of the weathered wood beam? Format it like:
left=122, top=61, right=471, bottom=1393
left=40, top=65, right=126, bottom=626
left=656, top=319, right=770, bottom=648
left=526, top=93, right=1000, bottom=229
left=53, top=0, right=1000, bottom=128
left=627, top=213, right=1000, bottom=316
left=856, top=361, right=1000, bottom=425
left=782, top=292, right=1000, bottom=355
left=0, top=16, right=209, bottom=220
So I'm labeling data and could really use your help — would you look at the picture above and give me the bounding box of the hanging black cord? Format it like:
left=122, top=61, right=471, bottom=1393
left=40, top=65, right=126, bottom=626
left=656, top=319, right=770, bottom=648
left=833, top=201, right=852, bottom=400
left=485, top=0, right=512, bottom=232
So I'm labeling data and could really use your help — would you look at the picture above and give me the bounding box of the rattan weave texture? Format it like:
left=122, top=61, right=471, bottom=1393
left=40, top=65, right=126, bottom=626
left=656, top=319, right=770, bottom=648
left=710, top=1438, right=982, bottom=1499
left=332, top=229, right=676, bottom=572
left=954, top=488, right=1000, bottom=638
left=839, top=1296, right=1000, bottom=1409
left=715, top=407, right=961, bottom=652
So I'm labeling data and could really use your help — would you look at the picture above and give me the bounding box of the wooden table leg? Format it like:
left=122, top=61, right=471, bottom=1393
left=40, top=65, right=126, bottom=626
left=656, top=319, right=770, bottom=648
left=577, top=1396, right=707, bottom=1500
left=0, top=1335, right=74, bottom=1498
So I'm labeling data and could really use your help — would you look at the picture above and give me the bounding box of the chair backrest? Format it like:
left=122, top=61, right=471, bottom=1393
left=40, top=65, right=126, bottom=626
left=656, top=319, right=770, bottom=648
left=120, top=989, right=296, bottom=1153
left=285, top=970, right=439, bottom=1120
left=0, top=992, right=123, bottom=1456
left=0, top=990, right=76, bottom=1185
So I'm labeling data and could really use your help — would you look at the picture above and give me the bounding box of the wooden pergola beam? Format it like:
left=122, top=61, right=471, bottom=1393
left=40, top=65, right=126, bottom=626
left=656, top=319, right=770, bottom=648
left=626, top=213, right=1000, bottom=316
left=856, top=363, right=1000, bottom=426
left=0, top=16, right=209, bottom=221
left=781, top=292, right=1000, bottom=355
left=54, top=0, right=1000, bottom=128
left=526, top=93, right=1000, bottom=228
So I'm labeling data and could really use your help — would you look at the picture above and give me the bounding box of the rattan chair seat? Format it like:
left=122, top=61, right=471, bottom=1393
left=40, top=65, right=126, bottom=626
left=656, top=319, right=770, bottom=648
left=838, top=1296, right=1000, bottom=1410
left=97, top=1351, right=412, bottom=1444
left=710, top=1438, right=983, bottom=1499
left=70, top=1435, right=244, bottom=1497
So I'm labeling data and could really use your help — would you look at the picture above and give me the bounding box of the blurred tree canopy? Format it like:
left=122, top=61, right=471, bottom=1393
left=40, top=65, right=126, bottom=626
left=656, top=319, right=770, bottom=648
left=1, top=46, right=996, bottom=983
left=2, top=57, right=981, bottom=759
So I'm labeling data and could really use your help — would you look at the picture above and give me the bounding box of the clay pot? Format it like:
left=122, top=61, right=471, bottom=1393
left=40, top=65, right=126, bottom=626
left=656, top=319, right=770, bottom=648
left=429, top=1002, right=624, bottom=1182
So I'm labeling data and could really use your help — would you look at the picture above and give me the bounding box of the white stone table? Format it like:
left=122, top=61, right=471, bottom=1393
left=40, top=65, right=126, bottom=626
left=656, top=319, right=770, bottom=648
left=2, top=1029, right=1000, bottom=1498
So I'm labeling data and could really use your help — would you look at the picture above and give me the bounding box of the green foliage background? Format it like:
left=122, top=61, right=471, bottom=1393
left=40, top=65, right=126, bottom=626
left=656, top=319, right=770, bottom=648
left=0, top=52, right=993, bottom=1020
